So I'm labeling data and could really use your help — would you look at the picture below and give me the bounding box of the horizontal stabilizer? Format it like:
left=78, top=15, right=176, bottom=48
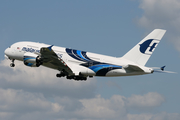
left=152, top=66, right=176, bottom=74
left=154, top=70, right=177, bottom=74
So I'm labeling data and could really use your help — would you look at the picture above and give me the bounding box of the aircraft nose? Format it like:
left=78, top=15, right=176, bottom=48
left=4, top=48, right=10, bottom=56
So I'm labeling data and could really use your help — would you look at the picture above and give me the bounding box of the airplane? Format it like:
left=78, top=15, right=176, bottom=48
left=4, top=29, right=172, bottom=81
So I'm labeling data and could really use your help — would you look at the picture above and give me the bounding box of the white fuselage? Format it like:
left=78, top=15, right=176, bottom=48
left=4, top=41, right=152, bottom=77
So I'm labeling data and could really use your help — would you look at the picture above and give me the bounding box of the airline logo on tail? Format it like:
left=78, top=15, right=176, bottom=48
left=139, top=39, right=159, bottom=55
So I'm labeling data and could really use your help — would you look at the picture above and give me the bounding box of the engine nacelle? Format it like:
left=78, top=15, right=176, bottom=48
left=23, top=52, right=39, bottom=67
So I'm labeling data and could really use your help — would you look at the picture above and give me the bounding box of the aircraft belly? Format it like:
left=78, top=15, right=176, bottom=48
left=104, top=69, right=147, bottom=77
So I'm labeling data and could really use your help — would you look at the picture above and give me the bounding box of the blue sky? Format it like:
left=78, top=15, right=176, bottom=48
left=0, top=0, right=180, bottom=120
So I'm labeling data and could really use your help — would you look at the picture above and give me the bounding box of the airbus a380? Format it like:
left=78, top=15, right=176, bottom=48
left=4, top=29, right=172, bottom=81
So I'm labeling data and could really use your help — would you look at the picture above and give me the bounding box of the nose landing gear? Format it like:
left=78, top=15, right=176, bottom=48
left=10, top=59, right=15, bottom=67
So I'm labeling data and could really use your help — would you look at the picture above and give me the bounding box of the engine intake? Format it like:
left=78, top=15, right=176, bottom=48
left=23, top=52, right=41, bottom=67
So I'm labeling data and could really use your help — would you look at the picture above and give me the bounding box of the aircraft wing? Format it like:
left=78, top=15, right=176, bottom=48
left=39, top=45, right=74, bottom=75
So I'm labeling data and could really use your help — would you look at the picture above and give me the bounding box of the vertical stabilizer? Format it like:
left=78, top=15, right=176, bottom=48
left=122, top=29, right=166, bottom=66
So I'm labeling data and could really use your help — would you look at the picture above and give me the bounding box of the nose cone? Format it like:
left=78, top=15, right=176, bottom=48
left=4, top=48, right=12, bottom=58
left=4, top=48, right=9, bottom=56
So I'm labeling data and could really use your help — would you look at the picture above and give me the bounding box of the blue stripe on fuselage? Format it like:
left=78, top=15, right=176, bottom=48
left=76, top=50, right=89, bottom=61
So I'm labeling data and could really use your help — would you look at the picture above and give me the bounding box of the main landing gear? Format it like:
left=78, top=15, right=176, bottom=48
left=10, top=59, right=15, bottom=67
left=56, top=73, right=66, bottom=78
left=56, top=69, right=67, bottom=78
left=56, top=70, right=87, bottom=81
left=66, top=76, right=87, bottom=81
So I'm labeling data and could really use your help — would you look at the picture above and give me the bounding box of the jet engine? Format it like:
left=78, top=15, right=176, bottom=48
left=23, top=52, right=42, bottom=67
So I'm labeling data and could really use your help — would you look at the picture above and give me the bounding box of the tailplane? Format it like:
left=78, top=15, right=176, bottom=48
left=122, top=29, right=166, bottom=66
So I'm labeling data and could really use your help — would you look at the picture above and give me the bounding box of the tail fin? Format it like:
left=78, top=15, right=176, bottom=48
left=122, top=29, right=166, bottom=66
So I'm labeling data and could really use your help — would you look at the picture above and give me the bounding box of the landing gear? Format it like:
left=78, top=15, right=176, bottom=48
left=10, top=63, right=15, bottom=67
left=73, top=76, right=87, bottom=81
left=66, top=76, right=87, bottom=81
left=56, top=73, right=66, bottom=77
left=57, top=74, right=87, bottom=81
left=56, top=70, right=67, bottom=78
left=10, top=59, right=15, bottom=67
left=56, top=70, right=87, bottom=81
left=65, top=75, right=87, bottom=81
left=36, top=56, right=43, bottom=67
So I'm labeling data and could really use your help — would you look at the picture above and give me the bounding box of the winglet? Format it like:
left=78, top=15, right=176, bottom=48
left=47, top=45, right=54, bottom=51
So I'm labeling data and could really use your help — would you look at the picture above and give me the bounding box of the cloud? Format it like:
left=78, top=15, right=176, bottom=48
left=0, top=88, right=167, bottom=120
left=0, top=88, right=64, bottom=120
left=126, top=92, right=165, bottom=109
left=149, top=112, right=180, bottom=120
left=78, top=95, right=127, bottom=119
left=78, top=93, right=165, bottom=119
left=137, top=0, right=180, bottom=52
left=138, top=0, right=180, bottom=29
left=127, top=112, right=180, bottom=120
left=0, top=59, right=97, bottom=99
left=0, top=59, right=179, bottom=120
left=0, top=88, right=62, bottom=113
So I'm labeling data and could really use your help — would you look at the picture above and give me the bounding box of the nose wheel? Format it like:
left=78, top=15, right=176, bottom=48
left=10, top=59, right=15, bottom=67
